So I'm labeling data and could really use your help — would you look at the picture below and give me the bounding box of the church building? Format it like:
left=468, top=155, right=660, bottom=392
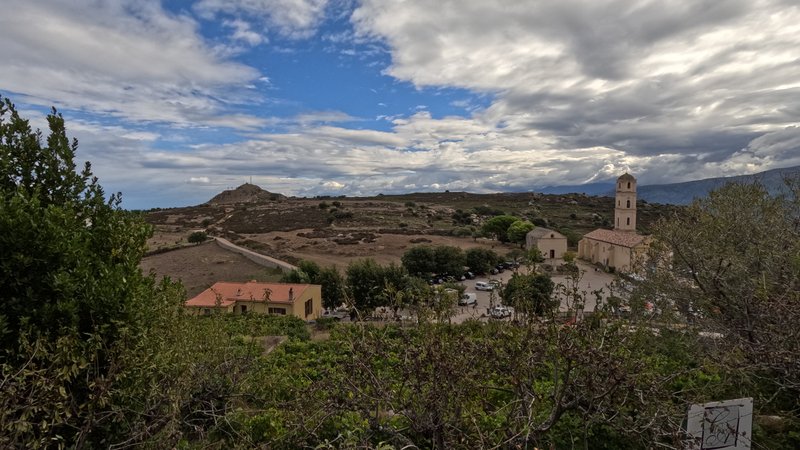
left=577, top=173, right=649, bottom=272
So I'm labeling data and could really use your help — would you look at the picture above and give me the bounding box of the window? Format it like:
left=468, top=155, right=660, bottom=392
left=618, top=200, right=620, bottom=206
left=617, top=217, right=619, bottom=226
left=240, top=305, right=247, bottom=314
left=627, top=217, right=630, bottom=225
left=305, top=299, right=313, bottom=317
left=626, top=199, right=630, bottom=208
left=627, top=182, right=631, bottom=188
left=268, top=307, right=286, bottom=315
left=203, top=308, right=211, bottom=315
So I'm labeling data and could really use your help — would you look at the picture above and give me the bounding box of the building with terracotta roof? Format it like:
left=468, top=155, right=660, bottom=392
left=185, top=281, right=322, bottom=320
left=525, top=227, right=568, bottom=260
left=577, top=173, right=650, bottom=272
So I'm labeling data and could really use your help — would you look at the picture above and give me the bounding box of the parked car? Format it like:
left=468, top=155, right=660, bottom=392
left=475, top=281, right=494, bottom=291
left=322, top=309, right=349, bottom=321
left=458, top=292, right=478, bottom=306
left=494, top=264, right=505, bottom=273
left=488, top=279, right=502, bottom=289
left=463, top=271, right=476, bottom=280
left=489, top=305, right=513, bottom=319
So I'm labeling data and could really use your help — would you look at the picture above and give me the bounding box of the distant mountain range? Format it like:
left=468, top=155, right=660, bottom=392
left=535, top=165, right=800, bottom=205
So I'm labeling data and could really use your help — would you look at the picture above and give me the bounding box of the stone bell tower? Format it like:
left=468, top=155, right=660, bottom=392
left=614, top=173, right=637, bottom=232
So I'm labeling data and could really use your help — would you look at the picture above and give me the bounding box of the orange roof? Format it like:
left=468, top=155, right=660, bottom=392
left=185, top=281, right=311, bottom=308
left=582, top=229, right=647, bottom=248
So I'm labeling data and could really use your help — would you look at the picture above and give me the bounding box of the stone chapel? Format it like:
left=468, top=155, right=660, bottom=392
left=577, top=173, right=649, bottom=272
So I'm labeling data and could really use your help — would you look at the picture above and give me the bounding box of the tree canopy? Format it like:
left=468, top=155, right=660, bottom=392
left=502, top=272, right=556, bottom=316
left=282, top=260, right=345, bottom=309
left=481, top=215, right=520, bottom=243
left=402, top=245, right=466, bottom=276
left=639, top=180, right=800, bottom=400
left=465, top=247, right=502, bottom=274
left=507, top=219, right=535, bottom=246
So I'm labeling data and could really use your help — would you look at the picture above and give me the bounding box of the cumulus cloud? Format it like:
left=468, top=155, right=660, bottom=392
left=352, top=0, right=800, bottom=181
left=4, top=0, right=800, bottom=208
left=0, top=0, right=263, bottom=128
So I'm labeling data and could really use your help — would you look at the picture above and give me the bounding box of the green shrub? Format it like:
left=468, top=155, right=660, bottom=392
left=188, top=231, right=208, bottom=243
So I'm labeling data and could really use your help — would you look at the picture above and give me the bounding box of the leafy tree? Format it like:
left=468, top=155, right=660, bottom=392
left=282, top=260, right=344, bottom=309
left=403, top=245, right=466, bottom=276
left=402, top=246, right=437, bottom=275
left=316, top=266, right=345, bottom=310
left=432, top=245, right=466, bottom=275
left=507, top=219, right=535, bottom=246
left=465, top=247, right=501, bottom=274
left=502, top=273, right=556, bottom=316
left=481, top=214, right=520, bottom=242
left=188, top=230, right=208, bottom=243
left=0, top=97, right=191, bottom=446
left=0, top=98, right=152, bottom=350
left=525, top=248, right=545, bottom=272
left=641, top=180, right=800, bottom=403
left=346, top=259, right=409, bottom=314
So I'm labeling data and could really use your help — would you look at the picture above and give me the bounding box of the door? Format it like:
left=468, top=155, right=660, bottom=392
left=549, top=249, right=555, bottom=259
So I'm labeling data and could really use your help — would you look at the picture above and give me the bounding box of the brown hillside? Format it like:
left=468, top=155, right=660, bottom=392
left=208, top=183, right=286, bottom=205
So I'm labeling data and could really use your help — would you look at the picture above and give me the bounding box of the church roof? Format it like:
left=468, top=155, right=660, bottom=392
left=527, top=227, right=565, bottom=239
left=617, top=173, right=635, bottom=181
left=582, top=229, right=646, bottom=248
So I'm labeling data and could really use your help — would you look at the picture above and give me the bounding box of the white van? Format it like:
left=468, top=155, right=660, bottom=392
left=458, top=292, right=477, bottom=305
left=475, top=281, right=493, bottom=291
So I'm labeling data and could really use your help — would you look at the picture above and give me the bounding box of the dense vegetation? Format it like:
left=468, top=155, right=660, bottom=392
left=2, top=98, right=798, bottom=448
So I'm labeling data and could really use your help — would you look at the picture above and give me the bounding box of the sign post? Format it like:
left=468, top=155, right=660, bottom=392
left=686, top=397, right=753, bottom=450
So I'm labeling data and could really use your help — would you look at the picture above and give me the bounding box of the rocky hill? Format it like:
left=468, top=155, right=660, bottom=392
left=207, top=183, right=286, bottom=205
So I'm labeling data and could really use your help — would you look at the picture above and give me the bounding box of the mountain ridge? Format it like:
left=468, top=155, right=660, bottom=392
left=533, top=165, right=799, bottom=204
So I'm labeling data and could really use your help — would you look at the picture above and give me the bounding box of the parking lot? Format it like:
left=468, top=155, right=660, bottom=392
left=449, top=260, right=617, bottom=323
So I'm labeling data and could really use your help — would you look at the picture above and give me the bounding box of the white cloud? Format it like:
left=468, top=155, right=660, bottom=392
left=224, top=19, right=266, bottom=46
left=351, top=0, right=800, bottom=178
left=195, top=0, right=329, bottom=39
left=188, top=177, right=212, bottom=184
left=0, top=0, right=263, bottom=128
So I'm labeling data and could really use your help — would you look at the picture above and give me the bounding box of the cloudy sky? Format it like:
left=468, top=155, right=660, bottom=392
left=2, top=0, right=799, bottom=209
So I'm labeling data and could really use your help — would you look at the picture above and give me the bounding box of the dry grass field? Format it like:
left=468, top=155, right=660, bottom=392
left=142, top=184, right=680, bottom=295
left=140, top=240, right=283, bottom=297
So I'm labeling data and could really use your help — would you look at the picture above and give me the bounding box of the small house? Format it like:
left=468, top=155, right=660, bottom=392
left=185, top=281, right=322, bottom=320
